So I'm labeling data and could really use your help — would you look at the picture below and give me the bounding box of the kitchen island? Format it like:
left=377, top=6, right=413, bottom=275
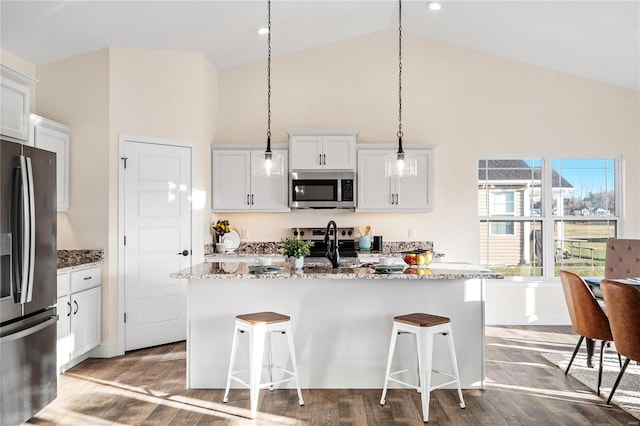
left=171, top=261, right=501, bottom=390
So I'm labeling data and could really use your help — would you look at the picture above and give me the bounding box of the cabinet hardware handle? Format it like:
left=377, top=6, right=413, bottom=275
left=73, top=300, right=79, bottom=315
left=83, top=276, right=92, bottom=280
left=247, top=194, right=250, bottom=205
left=67, top=301, right=71, bottom=317
left=395, top=194, right=399, bottom=204
left=319, top=154, right=322, bottom=166
left=390, top=194, right=394, bottom=205
left=323, top=154, right=326, bottom=165
left=251, top=194, right=254, bottom=205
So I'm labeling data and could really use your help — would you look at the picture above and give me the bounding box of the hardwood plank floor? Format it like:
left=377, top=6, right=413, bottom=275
left=26, top=326, right=639, bottom=425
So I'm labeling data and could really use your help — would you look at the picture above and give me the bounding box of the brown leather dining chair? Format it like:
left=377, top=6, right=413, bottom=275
left=600, top=279, right=640, bottom=405
left=560, top=270, right=617, bottom=396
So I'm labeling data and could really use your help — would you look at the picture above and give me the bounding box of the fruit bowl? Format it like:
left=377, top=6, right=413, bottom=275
left=402, top=250, right=433, bottom=268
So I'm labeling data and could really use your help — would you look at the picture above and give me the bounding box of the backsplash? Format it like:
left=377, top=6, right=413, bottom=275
left=204, top=241, right=434, bottom=256
left=57, top=249, right=104, bottom=269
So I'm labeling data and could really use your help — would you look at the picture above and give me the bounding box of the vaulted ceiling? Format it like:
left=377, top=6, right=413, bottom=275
left=1, top=1, right=638, bottom=90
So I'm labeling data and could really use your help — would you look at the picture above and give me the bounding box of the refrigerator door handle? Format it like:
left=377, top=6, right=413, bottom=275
left=24, top=157, right=35, bottom=303
left=0, top=315, right=58, bottom=344
left=12, top=156, right=31, bottom=304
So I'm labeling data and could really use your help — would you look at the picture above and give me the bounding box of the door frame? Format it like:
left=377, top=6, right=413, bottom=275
left=117, top=134, right=195, bottom=355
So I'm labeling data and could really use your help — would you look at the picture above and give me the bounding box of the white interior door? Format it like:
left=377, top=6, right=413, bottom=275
left=122, top=138, right=191, bottom=351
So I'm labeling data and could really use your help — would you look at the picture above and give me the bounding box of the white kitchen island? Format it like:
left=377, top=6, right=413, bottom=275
left=170, top=262, right=501, bottom=390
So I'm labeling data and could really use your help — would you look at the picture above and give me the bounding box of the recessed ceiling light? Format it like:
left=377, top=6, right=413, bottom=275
left=426, top=1, right=442, bottom=11
left=255, top=27, right=269, bottom=36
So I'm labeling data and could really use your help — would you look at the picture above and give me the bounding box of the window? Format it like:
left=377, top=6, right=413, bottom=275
left=478, top=158, right=619, bottom=278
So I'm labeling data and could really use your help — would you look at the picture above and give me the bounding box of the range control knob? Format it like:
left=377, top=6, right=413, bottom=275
left=348, top=230, right=353, bottom=236
left=293, top=230, right=299, bottom=236
left=341, top=230, right=347, bottom=236
left=300, top=231, right=305, bottom=237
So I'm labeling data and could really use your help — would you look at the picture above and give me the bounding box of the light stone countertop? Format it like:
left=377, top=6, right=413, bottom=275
left=57, top=261, right=103, bottom=274
left=171, top=261, right=503, bottom=280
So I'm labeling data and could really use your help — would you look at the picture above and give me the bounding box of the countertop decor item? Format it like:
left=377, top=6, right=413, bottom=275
left=252, top=0, right=284, bottom=177
left=384, top=0, right=417, bottom=178
left=281, top=238, right=314, bottom=269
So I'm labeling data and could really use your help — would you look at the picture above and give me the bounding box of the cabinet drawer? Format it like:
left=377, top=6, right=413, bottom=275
left=57, top=272, right=70, bottom=298
left=70, top=266, right=101, bottom=293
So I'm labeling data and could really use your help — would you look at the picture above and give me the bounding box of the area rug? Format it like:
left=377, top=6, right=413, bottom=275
left=541, top=351, right=640, bottom=420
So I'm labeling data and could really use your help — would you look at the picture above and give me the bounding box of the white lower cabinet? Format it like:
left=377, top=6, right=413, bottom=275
left=57, top=266, right=101, bottom=372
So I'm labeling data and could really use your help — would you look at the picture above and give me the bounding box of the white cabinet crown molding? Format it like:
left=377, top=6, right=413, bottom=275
left=31, top=114, right=71, bottom=135
left=211, top=143, right=288, bottom=151
left=0, top=64, right=37, bottom=86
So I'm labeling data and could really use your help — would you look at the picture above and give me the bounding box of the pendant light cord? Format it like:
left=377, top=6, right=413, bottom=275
left=266, top=0, right=272, bottom=154
left=397, top=0, right=404, bottom=154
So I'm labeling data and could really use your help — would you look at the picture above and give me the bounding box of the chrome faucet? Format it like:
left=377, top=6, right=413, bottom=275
left=324, top=220, right=341, bottom=268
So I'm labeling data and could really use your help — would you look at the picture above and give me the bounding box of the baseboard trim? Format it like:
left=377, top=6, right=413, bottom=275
left=486, top=314, right=570, bottom=326
left=90, top=343, right=124, bottom=359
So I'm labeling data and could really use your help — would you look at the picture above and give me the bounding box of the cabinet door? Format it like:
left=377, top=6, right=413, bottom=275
left=70, top=286, right=101, bottom=359
left=33, top=118, right=70, bottom=211
left=357, top=150, right=394, bottom=211
left=56, top=295, right=71, bottom=371
left=323, top=135, right=356, bottom=169
left=212, top=150, right=251, bottom=211
left=0, top=66, right=34, bottom=141
left=396, top=150, right=433, bottom=211
left=250, top=150, right=290, bottom=211
left=290, top=136, right=323, bottom=170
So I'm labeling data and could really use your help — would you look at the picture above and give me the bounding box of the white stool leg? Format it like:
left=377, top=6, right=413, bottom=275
left=249, top=324, right=266, bottom=419
left=268, top=331, right=275, bottom=391
left=285, top=322, right=304, bottom=405
left=380, top=322, right=400, bottom=405
left=223, top=324, right=241, bottom=403
left=445, top=327, right=465, bottom=409
left=419, top=328, right=434, bottom=423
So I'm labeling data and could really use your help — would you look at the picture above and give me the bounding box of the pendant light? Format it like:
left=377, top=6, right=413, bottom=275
left=384, top=0, right=417, bottom=177
left=253, top=0, right=284, bottom=176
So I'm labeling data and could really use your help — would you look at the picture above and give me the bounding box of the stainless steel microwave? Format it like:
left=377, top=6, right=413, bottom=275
left=290, top=171, right=355, bottom=209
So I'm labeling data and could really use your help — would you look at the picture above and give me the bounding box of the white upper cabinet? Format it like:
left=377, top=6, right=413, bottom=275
left=357, top=147, right=434, bottom=212
left=287, top=129, right=357, bottom=170
left=0, top=65, right=36, bottom=142
left=212, top=148, right=289, bottom=212
left=30, top=114, right=71, bottom=211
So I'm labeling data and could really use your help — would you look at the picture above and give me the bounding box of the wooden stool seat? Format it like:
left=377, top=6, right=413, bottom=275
left=223, top=311, right=303, bottom=419
left=394, top=313, right=450, bottom=328
left=236, top=311, right=290, bottom=325
left=381, top=312, right=465, bottom=423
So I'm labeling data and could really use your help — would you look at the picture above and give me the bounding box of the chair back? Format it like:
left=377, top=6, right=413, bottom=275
left=600, top=280, right=640, bottom=362
left=605, top=238, right=640, bottom=279
left=560, top=270, right=612, bottom=341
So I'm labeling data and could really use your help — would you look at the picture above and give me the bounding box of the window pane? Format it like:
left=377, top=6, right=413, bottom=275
left=480, top=220, right=543, bottom=276
left=551, top=159, right=616, bottom=216
left=553, top=220, right=617, bottom=276
left=478, top=159, right=542, bottom=217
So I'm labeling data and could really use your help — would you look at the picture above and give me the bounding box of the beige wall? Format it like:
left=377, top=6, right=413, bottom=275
left=215, top=31, right=640, bottom=260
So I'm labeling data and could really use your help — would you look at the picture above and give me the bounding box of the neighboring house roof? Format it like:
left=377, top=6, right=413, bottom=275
left=478, top=160, right=573, bottom=189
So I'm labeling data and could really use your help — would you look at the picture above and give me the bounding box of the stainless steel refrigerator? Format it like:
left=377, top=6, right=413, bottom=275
left=1, top=139, right=58, bottom=425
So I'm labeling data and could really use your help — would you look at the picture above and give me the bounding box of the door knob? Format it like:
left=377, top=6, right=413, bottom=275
left=178, top=250, right=189, bottom=256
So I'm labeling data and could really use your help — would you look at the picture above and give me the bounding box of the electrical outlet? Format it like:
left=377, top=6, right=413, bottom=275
left=241, top=228, right=249, bottom=239
left=408, top=228, right=416, bottom=240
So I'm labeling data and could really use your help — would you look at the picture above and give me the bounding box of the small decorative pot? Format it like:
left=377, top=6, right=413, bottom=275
left=290, top=256, right=304, bottom=270
left=359, top=235, right=371, bottom=250
left=215, top=243, right=229, bottom=253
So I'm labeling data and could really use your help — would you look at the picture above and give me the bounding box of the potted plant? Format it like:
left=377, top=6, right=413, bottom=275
left=281, top=238, right=314, bottom=269
left=211, top=219, right=231, bottom=252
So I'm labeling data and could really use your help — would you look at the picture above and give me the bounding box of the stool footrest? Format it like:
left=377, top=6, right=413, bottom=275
left=386, top=376, right=420, bottom=391
left=429, top=378, right=458, bottom=391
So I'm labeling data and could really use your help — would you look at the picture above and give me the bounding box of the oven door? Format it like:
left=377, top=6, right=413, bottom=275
left=290, top=178, right=339, bottom=209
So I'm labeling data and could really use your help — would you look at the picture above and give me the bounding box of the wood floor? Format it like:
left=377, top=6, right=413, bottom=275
left=27, top=326, right=639, bottom=425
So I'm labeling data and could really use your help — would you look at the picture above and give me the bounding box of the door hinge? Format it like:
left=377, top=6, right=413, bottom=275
left=121, top=157, right=128, bottom=169
left=124, top=312, right=127, bottom=323
left=124, top=235, right=127, bottom=246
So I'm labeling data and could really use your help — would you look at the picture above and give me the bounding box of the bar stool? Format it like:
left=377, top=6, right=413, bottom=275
left=223, top=311, right=304, bottom=419
left=380, top=313, right=465, bottom=423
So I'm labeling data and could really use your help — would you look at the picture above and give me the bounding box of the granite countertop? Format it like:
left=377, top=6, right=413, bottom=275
left=171, top=261, right=503, bottom=280
left=57, top=249, right=104, bottom=272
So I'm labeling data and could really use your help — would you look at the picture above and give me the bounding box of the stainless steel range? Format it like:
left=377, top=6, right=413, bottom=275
left=291, top=227, right=357, bottom=258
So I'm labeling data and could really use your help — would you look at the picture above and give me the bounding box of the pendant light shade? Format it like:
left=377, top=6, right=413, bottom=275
left=254, top=0, right=284, bottom=176
left=385, top=0, right=417, bottom=178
